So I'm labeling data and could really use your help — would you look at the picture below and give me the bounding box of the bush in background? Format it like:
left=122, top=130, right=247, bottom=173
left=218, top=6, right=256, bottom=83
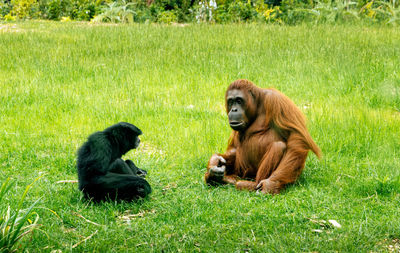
left=42, top=0, right=101, bottom=20
left=0, top=0, right=399, bottom=25
left=91, top=0, right=136, bottom=22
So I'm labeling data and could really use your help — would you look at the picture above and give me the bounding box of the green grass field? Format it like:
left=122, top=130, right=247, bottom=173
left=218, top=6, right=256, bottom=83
left=0, top=21, right=399, bottom=252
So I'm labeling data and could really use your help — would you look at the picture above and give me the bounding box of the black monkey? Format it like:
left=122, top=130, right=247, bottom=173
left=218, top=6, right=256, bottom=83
left=77, top=122, right=151, bottom=201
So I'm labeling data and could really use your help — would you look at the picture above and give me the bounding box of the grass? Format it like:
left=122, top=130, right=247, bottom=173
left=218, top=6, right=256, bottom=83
left=0, top=21, right=399, bottom=252
left=0, top=177, right=42, bottom=252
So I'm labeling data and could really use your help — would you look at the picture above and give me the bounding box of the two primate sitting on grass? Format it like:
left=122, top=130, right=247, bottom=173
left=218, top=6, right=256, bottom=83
left=77, top=79, right=320, bottom=201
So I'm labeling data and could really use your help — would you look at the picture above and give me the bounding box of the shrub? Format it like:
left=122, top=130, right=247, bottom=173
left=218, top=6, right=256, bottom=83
left=1, top=0, right=399, bottom=24
left=3, top=13, right=17, bottom=20
left=213, top=5, right=232, bottom=23
left=280, top=0, right=314, bottom=24
left=36, top=0, right=100, bottom=21
left=92, top=0, right=136, bottom=23
left=212, top=0, right=258, bottom=23
left=70, top=0, right=100, bottom=21
left=299, top=0, right=360, bottom=24
left=360, top=0, right=400, bottom=25
left=46, top=0, right=71, bottom=20
left=10, top=0, right=38, bottom=19
left=157, top=9, right=177, bottom=23
left=0, top=177, right=42, bottom=252
left=227, top=0, right=257, bottom=22
left=151, top=0, right=196, bottom=22
left=0, top=0, right=12, bottom=17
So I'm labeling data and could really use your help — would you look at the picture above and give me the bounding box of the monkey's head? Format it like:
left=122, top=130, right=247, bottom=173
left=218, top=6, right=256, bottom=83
left=106, top=122, right=143, bottom=154
left=225, top=80, right=259, bottom=132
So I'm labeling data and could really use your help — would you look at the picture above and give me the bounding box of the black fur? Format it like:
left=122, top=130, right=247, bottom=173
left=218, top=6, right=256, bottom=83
left=77, top=122, right=151, bottom=201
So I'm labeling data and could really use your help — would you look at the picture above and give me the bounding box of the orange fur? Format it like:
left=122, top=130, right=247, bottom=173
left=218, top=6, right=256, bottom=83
left=205, top=79, right=321, bottom=194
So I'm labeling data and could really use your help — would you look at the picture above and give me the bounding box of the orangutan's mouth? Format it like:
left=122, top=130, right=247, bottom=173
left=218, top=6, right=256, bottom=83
left=229, top=121, right=244, bottom=128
